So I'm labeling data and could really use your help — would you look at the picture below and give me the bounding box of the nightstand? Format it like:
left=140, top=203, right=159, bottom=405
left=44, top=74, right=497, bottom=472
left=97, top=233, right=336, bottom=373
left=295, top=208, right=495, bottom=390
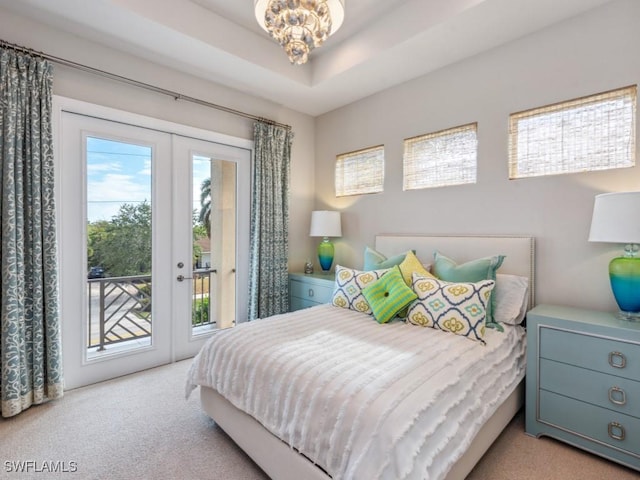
left=526, top=304, right=640, bottom=472
left=289, top=272, right=335, bottom=312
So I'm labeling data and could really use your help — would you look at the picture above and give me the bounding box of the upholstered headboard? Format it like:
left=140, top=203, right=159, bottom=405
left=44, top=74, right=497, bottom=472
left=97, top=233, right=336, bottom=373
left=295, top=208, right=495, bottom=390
left=375, top=234, right=536, bottom=307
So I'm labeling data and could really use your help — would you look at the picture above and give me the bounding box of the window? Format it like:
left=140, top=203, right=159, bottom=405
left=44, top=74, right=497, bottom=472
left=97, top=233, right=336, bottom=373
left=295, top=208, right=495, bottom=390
left=335, top=145, right=384, bottom=197
left=509, top=85, right=636, bottom=179
left=403, top=123, right=477, bottom=190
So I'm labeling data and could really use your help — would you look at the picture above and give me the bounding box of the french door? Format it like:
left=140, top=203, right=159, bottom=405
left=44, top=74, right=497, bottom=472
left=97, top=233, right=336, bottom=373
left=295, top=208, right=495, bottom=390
left=171, top=135, right=251, bottom=360
left=56, top=98, right=251, bottom=389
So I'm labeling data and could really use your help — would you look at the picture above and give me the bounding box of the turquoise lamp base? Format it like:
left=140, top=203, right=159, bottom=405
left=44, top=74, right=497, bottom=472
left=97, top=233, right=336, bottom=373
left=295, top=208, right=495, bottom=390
left=317, top=237, right=334, bottom=271
left=609, top=252, right=640, bottom=321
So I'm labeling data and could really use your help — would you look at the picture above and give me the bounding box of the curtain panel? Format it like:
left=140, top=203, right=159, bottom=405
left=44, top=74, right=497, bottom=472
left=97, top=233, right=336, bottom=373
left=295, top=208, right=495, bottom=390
left=248, top=122, right=293, bottom=320
left=0, top=48, right=63, bottom=417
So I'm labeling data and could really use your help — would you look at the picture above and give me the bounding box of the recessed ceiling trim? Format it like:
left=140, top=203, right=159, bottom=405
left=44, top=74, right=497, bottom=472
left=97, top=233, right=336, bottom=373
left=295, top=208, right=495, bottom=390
left=0, top=0, right=619, bottom=116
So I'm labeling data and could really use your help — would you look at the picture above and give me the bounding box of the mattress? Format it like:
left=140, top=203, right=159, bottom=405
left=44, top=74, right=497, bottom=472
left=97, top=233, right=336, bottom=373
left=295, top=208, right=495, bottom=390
left=186, top=303, right=526, bottom=480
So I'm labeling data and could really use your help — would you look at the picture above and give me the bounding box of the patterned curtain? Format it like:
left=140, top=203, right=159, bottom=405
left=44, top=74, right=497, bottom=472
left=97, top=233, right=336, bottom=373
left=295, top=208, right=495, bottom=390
left=248, top=122, right=293, bottom=319
left=0, top=48, right=63, bottom=417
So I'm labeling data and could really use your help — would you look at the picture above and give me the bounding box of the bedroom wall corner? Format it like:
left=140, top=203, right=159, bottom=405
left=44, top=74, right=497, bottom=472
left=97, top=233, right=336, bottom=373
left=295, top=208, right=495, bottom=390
left=313, top=0, right=640, bottom=313
left=0, top=6, right=317, bottom=278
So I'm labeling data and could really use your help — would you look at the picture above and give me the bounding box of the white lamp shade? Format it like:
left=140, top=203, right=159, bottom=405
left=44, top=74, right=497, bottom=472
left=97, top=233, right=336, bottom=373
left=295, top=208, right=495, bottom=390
left=310, top=210, right=342, bottom=238
left=588, top=192, right=640, bottom=244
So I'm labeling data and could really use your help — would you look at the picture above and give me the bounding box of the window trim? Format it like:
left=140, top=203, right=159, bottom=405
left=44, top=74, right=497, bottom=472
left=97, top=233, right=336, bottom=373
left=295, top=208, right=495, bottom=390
left=508, top=85, right=637, bottom=179
left=335, top=144, right=385, bottom=197
left=403, top=122, right=478, bottom=191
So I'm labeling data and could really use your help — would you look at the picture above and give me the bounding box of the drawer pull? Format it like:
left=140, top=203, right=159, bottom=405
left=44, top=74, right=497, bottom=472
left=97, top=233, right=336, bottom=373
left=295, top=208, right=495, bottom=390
left=308, top=288, right=314, bottom=298
left=608, top=351, right=626, bottom=369
left=608, top=387, right=627, bottom=406
left=608, top=422, right=626, bottom=441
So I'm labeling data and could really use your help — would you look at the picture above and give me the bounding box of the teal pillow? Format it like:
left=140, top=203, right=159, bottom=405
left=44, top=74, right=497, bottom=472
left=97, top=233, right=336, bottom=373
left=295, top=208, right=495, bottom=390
left=362, top=266, right=418, bottom=324
left=432, top=251, right=505, bottom=330
left=363, top=246, right=414, bottom=271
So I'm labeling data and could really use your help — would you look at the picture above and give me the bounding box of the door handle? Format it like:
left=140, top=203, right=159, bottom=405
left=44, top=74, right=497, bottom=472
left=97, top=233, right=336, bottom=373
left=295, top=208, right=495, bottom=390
left=178, top=269, right=218, bottom=281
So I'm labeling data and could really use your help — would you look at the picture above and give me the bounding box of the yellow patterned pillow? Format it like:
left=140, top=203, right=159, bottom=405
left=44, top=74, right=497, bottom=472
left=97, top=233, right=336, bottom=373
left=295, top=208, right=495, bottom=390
left=331, top=265, right=390, bottom=315
left=406, top=273, right=495, bottom=343
left=398, top=251, right=434, bottom=286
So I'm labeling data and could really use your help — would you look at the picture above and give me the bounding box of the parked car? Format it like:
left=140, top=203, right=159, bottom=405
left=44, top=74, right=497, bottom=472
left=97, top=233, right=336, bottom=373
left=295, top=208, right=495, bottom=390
left=88, top=266, right=105, bottom=279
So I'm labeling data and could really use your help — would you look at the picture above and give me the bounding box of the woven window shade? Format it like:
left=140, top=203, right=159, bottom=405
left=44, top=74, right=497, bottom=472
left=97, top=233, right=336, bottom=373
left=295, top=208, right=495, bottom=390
left=403, top=123, right=477, bottom=190
left=509, top=85, right=636, bottom=179
left=335, top=145, right=384, bottom=197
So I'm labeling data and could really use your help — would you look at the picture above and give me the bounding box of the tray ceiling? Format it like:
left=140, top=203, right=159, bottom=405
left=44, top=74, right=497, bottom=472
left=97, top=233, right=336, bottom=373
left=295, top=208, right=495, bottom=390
left=0, top=0, right=614, bottom=116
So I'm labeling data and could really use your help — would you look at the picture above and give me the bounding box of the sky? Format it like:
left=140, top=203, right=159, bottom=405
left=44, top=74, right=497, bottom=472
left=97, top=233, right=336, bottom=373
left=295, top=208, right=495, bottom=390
left=86, top=136, right=210, bottom=223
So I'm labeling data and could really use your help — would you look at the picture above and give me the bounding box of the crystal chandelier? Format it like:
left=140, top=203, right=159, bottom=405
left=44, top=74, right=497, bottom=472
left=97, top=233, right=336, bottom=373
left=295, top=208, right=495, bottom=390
left=254, top=0, right=345, bottom=65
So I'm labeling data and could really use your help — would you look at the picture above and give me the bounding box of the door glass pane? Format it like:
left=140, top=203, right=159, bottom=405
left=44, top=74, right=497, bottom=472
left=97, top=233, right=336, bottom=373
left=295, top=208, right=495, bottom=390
left=86, top=136, right=153, bottom=358
left=192, top=155, right=237, bottom=332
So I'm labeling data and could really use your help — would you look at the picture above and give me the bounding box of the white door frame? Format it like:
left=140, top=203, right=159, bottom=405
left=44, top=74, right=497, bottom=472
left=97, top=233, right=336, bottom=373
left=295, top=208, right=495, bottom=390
left=53, top=96, right=253, bottom=389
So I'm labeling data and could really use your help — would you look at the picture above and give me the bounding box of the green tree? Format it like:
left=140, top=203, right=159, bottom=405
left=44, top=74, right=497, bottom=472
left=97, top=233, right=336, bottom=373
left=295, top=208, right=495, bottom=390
left=198, top=177, right=211, bottom=233
left=192, top=210, right=208, bottom=264
left=87, top=220, right=110, bottom=268
left=88, top=202, right=152, bottom=277
left=88, top=201, right=208, bottom=278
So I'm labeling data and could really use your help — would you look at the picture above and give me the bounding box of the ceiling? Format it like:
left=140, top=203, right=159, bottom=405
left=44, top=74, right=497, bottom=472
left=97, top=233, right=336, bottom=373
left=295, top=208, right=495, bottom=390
left=0, top=0, right=614, bottom=116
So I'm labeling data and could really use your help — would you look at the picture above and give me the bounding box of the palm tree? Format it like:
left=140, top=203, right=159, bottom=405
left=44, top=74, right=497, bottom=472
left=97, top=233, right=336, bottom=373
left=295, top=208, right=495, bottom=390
left=199, top=177, right=211, bottom=233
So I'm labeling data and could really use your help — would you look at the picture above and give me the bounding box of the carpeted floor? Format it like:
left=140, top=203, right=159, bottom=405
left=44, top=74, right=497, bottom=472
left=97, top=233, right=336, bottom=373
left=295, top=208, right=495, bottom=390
left=1, top=360, right=637, bottom=480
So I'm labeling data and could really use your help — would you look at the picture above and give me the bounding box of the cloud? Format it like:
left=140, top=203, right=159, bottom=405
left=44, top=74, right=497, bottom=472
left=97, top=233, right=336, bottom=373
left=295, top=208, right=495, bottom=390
left=87, top=161, right=122, bottom=174
left=87, top=173, right=150, bottom=222
left=138, top=159, right=151, bottom=176
left=192, top=159, right=210, bottom=207
left=88, top=173, right=150, bottom=202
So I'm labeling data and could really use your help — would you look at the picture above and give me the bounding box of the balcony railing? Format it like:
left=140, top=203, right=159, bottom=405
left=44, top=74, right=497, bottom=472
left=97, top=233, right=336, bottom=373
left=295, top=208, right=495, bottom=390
left=87, top=271, right=217, bottom=352
left=192, top=268, right=215, bottom=328
left=87, top=275, right=152, bottom=351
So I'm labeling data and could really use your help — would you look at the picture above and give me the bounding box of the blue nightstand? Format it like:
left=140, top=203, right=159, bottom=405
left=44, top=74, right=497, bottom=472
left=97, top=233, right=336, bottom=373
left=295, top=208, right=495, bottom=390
left=288, top=272, right=335, bottom=312
left=526, top=304, right=640, bottom=472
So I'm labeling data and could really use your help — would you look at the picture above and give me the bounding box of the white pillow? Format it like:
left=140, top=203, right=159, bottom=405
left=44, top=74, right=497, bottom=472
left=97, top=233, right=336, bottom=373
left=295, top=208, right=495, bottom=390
left=493, top=274, right=529, bottom=325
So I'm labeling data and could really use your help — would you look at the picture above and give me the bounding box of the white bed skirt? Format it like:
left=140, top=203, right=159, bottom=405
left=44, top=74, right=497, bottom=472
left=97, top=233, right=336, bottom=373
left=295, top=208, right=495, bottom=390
left=200, top=379, right=524, bottom=480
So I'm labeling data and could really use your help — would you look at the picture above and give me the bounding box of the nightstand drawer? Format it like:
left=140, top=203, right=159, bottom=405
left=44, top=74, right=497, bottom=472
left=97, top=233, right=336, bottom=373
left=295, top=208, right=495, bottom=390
left=540, top=358, right=640, bottom=418
left=527, top=305, right=640, bottom=471
left=290, top=280, right=333, bottom=303
left=540, top=390, right=640, bottom=458
left=540, top=326, right=640, bottom=381
left=290, top=297, right=323, bottom=311
left=289, top=273, right=335, bottom=312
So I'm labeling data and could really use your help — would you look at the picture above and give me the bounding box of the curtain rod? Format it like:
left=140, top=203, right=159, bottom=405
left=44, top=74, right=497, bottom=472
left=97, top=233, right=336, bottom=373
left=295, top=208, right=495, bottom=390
left=0, top=39, right=291, bottom=131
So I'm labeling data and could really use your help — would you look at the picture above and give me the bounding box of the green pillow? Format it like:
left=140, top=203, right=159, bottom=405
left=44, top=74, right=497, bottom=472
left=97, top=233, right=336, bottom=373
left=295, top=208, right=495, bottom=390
left=363, top=246, right=414, bottom=271
left=432, top=251, right=505, bottom=330
left=362, top=266, right=418, bottom=324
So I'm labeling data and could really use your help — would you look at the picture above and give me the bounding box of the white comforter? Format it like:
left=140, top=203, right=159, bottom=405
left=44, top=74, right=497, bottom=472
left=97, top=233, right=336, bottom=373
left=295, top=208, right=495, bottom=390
left=186, top=304, right=526, bottom=480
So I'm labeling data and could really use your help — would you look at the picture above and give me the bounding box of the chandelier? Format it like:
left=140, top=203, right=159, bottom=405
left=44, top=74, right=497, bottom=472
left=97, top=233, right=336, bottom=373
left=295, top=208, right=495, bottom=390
left=254, top=0, right=345, bottom=65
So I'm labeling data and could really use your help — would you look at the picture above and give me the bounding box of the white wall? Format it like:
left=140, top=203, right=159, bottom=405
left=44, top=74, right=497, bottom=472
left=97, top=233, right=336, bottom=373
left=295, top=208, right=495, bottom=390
left=315, top=0, right=640, bottom=312
left=0, top=7, right=316, bottom=273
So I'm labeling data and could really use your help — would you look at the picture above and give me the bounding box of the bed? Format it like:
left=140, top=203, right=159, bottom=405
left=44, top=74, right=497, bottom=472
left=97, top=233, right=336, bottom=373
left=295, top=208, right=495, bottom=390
left=186, top=234, right=535, bottom=480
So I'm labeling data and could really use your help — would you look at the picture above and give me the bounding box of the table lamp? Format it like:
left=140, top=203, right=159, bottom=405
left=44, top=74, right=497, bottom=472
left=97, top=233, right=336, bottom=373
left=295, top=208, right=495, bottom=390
left=309, top=210, right=342, bottom=272
left=588, top=191, right=640, bottom=320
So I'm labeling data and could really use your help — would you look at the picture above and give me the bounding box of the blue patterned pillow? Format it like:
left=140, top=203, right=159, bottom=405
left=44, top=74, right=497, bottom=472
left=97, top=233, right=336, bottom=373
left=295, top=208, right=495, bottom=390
left=432, top=251, right=505, bottom=331
left=331, top=265, right=390, bottom=315
left=406, top=273, right=495, bottom=343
